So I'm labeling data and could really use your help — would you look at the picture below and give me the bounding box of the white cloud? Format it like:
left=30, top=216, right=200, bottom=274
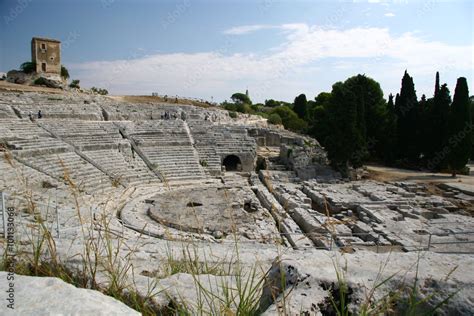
left=222, top=24, right=276, bottom=35
left=70, top=24, right=473, bottom=102
left=384, top=12, right=395, bottom=17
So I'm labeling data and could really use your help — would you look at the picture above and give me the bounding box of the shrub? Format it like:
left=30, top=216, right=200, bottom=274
left=223, top=103, right=237, bottom=112
left=33, top=77, right=49, bottom=86
left=250, top=103, right=260, bottom=112
left=20, top=61, right=36, bottom=74
left=61, top=65, right=70, bottom=80
left=69, top=79, right=80, bottom=89
left=255, top=112, right=269, bottom=119
left=270, top=106, right=308, bottom=133
left=235, top=103, right=252, bottom=114
left=91, top=86, right=109, bottom=95
left=229, top=111, right=238, bottom=119
left=268, top=113, right=282, bottom=125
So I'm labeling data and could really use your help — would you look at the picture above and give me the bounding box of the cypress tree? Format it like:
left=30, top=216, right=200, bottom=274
left=382, top=93, right=398, bottom=164
left=293, top=93, right=308, bottom=119
left=344, top=74, right=386, bottom=160
left=471, top=96, right=474, bottom=160
left=447, top=77, right=472, bottom=176
left=324, top=81, right=366, bottom=175
left=428, top=83, right=451, bottom=170
left=418, top=94, right=431, bottom=160
left=396, top=71, right=420, bottom=163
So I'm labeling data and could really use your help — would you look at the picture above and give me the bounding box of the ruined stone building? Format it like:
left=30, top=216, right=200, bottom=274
left=31, top=37, right=61, bottom=74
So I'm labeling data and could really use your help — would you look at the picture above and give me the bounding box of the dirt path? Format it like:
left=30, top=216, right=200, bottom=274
left=366, top=164, right=474, bottom=186
left=367, top=163, right=474, bottom=195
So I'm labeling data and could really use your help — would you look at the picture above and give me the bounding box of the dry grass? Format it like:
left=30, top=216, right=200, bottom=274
left=111, top=95, right=214, bottom=109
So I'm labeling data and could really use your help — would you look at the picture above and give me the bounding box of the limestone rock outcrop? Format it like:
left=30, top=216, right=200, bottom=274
left=0, top=272, right=140, bottom=315
left=259, top=251, right=474, bottom=315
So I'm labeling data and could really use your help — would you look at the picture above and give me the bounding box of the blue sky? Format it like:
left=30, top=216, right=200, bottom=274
left=1, top=0, right=472, bottom=102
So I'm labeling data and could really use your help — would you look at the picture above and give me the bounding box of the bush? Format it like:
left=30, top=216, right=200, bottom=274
left=229, top=111, right=238, bottom=119
left=69, top=79, right=80, bottom=89
left=255, top=112, right=269, bottom=119
left=250, top=103, right=261, bottom=112
left=91, top=86, right=109, bottom=95
left=20, top=62, right=36, bottom=74
left=235, top=103, right=252, bottom=114
left=61, top=65, right=70, bottom=80
left=270, top=106, right=308, bottom=133
left=268, top=113, right=282, bottom=125
left=223, top=103, right=237, bottom=112
left=33, top=77, right=49, bottom=86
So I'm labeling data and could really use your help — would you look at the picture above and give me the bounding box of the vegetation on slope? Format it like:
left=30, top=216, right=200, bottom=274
left=223, top=71, right=472, bottom=177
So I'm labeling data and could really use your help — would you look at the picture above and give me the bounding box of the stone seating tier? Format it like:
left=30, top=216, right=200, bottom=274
left=0, top=119, right=51, bottom=138
left=140, top=146, right=205, bottom=181
left=82, top=149, right=160, bottom=185
left=23, top=152, right=113, bottom=193
left=11, top=104, right=103, bottom=120
left=0, top=103, right=16, bottom=118
left=116, top=120, right=187, bottom=135
left=63, top=136, right=123, bottom=150
left=40, top=121, right=121, bottom=137
left=7, top=137, right=70, bottom=156
left=0, top=158, right=58, bottom=191
left=194, top=147, right=222, bottom=174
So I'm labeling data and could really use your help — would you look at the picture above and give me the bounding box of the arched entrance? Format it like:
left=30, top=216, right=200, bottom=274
left=223, top=155, right=242, bottom=171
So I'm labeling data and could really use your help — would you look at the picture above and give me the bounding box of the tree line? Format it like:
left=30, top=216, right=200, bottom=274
left=222, top=71, right=473, bottom=176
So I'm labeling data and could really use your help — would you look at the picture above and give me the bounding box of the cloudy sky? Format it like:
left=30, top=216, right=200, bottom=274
left=0, top=0, right=472, bottom=103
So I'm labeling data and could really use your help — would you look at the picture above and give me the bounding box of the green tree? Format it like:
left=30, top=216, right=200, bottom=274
left=61, top=65, right=70, bottom=80
left=268, top=113, right=282, bottom=125
left=20, top=62, right=36, bottom=74
left=270, top=106, right=307, bottom=133
left=381, top=93, right=398, bottom=164
left=250, top=103, right=261, bottom=112
left=235, top=102, right=252, bottom=114
left=308, top=93, right=332, bottom=145
left=344, top=75, right=387, bottom=160
left=418, top=94, right=432, bottom=161
left=427, top=80, right=451, bottom=170
left=91, top=86, right=109, bottom=95
left=471, top=96, right=474, bottom=160
left=265, top=99, right=283, bottom=107
left=231, top=92, right=252, bottom=105
left=293, top=93, right=308, bottom=119
left=308, top=75, right=385, bottom=169
left=434, top=71, right=440, bottom=97
left=222, top=102, right=237, bottom=112
left=69, top=79, right=80, bottom=89
left=395, top=71, right=420, bottom=163
left=324, top=81, right=366, bottom=174
left=447, top=77, right=472, bottom=176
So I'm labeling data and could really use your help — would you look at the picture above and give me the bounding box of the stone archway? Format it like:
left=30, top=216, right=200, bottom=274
left=223, top=155, right=242, bottom=171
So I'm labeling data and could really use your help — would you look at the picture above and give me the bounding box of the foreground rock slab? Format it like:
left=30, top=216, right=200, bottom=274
left=0, top=272, right=139, bottom=315
left=259, top=251, right=474, bottom=315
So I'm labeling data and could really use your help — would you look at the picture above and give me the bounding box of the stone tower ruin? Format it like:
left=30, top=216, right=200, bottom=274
left=31, top=37, right=61, bottom=75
